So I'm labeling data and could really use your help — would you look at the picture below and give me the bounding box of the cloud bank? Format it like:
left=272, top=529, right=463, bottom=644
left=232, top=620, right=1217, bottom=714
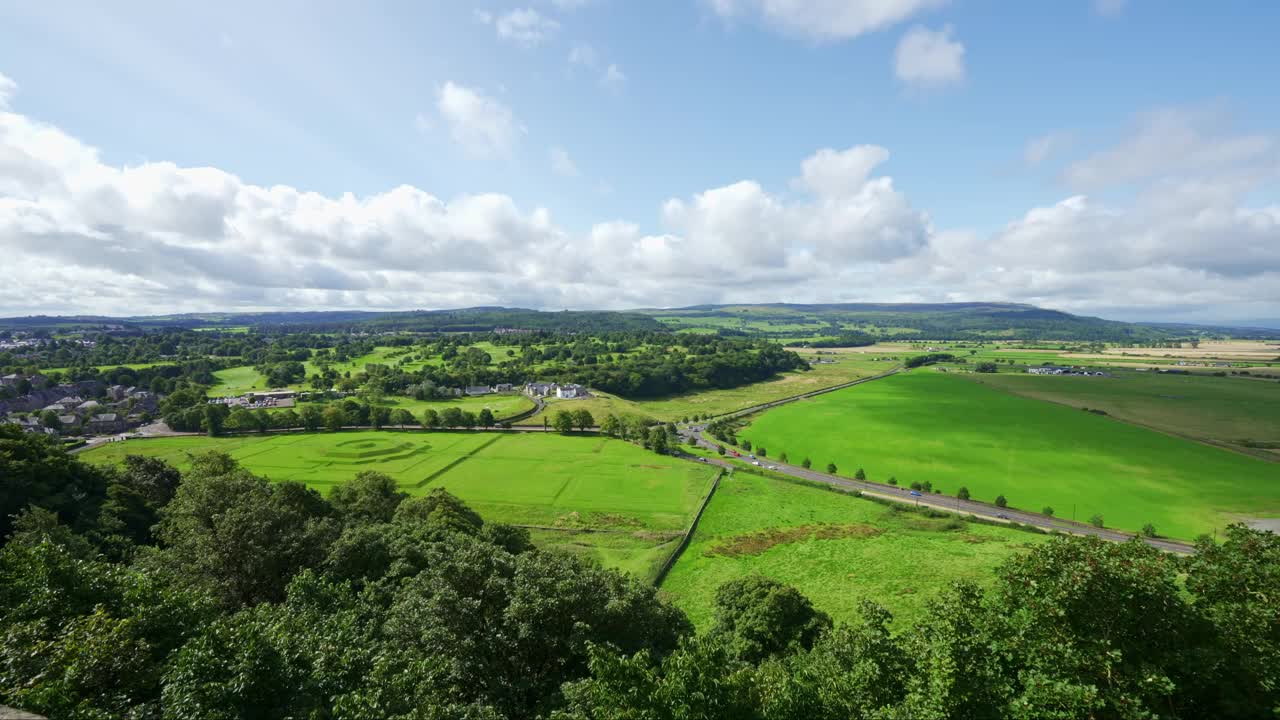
left=0, top=81, right=1277, bottom=323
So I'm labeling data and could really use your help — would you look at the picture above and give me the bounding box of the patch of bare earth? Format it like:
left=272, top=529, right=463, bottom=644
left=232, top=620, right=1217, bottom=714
left=704, top=523, right=883, bottom=558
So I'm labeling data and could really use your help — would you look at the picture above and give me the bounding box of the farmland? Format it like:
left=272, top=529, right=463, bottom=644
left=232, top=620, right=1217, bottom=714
left=660, top=470, right=1046, bottom=627
left=516, top=354, right=888, bottom=425
left=971, top=370, right=1280, bottom=458
left=81, top=431, right=717, bottom=581
left=737, top=371, right=1280, bottom=539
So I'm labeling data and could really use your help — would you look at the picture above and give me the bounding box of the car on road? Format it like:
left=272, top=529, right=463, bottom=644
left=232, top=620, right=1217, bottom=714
left=909, top=490, right=922, bottom=497
left=768, top=465, right=778, bottom=470
left=752, top=461, right=761, bottom=466
left=996, top=513, right=1010, bottom=519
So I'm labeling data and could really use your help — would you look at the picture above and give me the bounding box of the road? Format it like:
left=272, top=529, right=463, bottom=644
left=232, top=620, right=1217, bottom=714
left=679, top=370, right=1196, bottom=555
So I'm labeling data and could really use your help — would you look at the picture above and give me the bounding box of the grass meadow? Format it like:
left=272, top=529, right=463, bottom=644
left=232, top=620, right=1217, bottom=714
left=82, top=431, right=717, bottom=582
left=970, top=371, right=1280, bottom=458
left=660, top=470, right=1046, bottom=628
left=515, top=356, right=886, bottom=425
left=737, top=371, right=1280, bottom=540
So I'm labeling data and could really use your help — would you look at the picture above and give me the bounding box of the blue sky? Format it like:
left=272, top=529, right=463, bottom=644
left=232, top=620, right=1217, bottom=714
left=1, top=1, right=1278, bottom=325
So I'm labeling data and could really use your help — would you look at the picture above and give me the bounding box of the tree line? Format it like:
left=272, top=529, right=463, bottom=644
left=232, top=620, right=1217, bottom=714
left=2, top=426, right=1278, bottom=718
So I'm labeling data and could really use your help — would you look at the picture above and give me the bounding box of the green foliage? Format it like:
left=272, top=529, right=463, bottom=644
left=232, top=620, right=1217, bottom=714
left=995, top=495, right=1008, bottom=508
left=1089, top=514, right=1104, bottom=527
left=957, top=486, right=970, bottom=500
left=554, top=410, right=575, bottom=434
left=710, top=576, right=832, bottom=663
left=155, top=452, right=340, bottom=607
left=0, top=424, right=111, bottom=540
left=328, top=471, right=407, bottom=525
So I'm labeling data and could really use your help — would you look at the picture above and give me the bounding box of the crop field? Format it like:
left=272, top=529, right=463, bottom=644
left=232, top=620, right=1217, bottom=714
left=970, top=371, right=1280, bottom=457
left=661, top=471, right=1045, bottom=628
left=210, top=365, right=274, bottom=395
left=82, top=431, right=716, bottom=581
left=515, top=356, right=887, bottom=425
left=737, top=371, right=1280, bottom=539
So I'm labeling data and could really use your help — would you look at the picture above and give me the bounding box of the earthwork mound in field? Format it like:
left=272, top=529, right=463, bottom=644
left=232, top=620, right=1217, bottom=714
left=325, top=438, right=430, bottom=461
left=705, top=523, right=882, bottom=558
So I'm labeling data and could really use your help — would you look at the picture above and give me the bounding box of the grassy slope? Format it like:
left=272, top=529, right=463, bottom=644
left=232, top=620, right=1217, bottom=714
left=969, top=371, right=1280, bottom=454
left=738, top=371, right=1280, bottom=539
left=660, top=471, right=1045, bottom=628
left=516, top=356, right=885, bottom=425
left=82, top=431, right=715, bottom=582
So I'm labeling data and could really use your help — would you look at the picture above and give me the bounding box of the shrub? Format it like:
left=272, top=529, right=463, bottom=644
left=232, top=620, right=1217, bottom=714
left=1089, top=514, right=1105, bottom=528
left=887, top=476, right=897, bottom=486
left=825, top=463, right=837, bottom=474
left=1042, top=506, right=1054, bottom=517
left=957, top=486, right=970, bottom=500
left=854, top=468, right=866, bottom=481
left=995, top=495, right=1008, bottom=508
left=910, top=481, right=923, bottom=491
left=800, top=457, right=811, bottom=469
left=1141, top=523, right=1158, bottom=538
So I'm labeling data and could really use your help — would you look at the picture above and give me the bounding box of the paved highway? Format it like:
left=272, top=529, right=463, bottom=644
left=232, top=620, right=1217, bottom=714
left=679, top=370, right=1195, bottom=555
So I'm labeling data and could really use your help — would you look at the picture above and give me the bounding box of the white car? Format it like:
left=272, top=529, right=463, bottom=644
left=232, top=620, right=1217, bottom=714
left=752, top=461, right=761, bottom=466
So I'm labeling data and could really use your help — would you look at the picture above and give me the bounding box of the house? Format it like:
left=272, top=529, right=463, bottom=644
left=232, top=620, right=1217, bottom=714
left=87, top=413, right=127, bottom=434
left=57, top=414, right=80, bottom=429
left=525, top=382, right=555, bottom=398
left=494, top=383, right=513, bottom=393
left=107, top=385, right=128, bottom=401
left=0, top=373, right=22, bottom=387
left=465, top=385, right=494, bottom=396
left=76, top=400, right=102, bottom=412
left=556, top=383, right=588, bottom=399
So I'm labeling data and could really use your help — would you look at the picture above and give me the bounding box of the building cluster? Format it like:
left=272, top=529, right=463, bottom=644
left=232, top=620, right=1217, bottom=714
left=0, top=373, right=161, bottom=437
left=1026, top=366, right=1110, bottom=377
left=524, top=381, right=590, bottom=399
left=206, top=389, right=300, bottom=409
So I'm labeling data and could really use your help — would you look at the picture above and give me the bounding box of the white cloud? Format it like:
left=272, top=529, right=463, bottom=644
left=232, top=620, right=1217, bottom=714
left=602, top=64, right=626, bottom=91
left=435, top=81, right=524, bottom=157
left=0, top=72, right=17, bottom=107
left=492, top=8, right=560, bottom=48
left=474, top=9, right=494, bottom=24
left=551, top=0, right=594, bottom=8
left=893, top=25, right=965, bottom=88
left=1063, top=107, right=1277, bottom=190
left=568, top=44, right=598, bottom=68
left=1023, top=131, right=1073, bottom=167
left=708, top=0, right=945, bottom=40
left=1094, top=0, right=1126, bottom=17
left=549, top=146, right=579, bottom=177
left=0, top=82, right=1276, bottom=323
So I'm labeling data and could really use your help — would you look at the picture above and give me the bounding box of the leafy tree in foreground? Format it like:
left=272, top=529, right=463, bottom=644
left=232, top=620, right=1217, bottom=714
left=328, top=471, right=407, bottom=526
left=710, top=576, right=832, bottom=664
left=155, top=452, right=340, bottom=607
left=554, top=410, right=575, bottom=434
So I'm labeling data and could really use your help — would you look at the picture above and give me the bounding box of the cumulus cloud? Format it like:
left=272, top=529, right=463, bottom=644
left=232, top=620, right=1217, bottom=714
left=489, top=8, right=560, bottom=47
left=1023, top=131, right=1073, bottom=167
left=549, top=146, right=579, bottom=177
left=894, top=25, right=965, bottom=88
left=708, top=0, right=944, bottom=40
left=601, top=64, right=626, bottom=91
left=0, top=79, right=1276, bottom=323
left=0, top=72, right=16, bottom=107
left=435, top=81, right=524, bottom=157
left=1094, top=0, right=1126, bottom=17
left=1063, top=107, right=1277, bottom=191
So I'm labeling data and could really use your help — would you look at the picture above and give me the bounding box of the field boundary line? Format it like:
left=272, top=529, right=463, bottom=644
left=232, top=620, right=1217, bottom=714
left=963, top=375, right=1280, bottom=464
left=653, top=469, right=724, bottom=588
left=410, top=433, right=507, bottom=489
left=510, top=524, right=683, bottom=537
left=704, top=365, right=903, bottom=424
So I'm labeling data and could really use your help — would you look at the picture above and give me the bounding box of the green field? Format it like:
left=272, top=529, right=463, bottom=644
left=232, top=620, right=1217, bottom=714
left=970, top=371, right=1280, bottom=458
left=82, top=431, right=716, bottom=581
left=737, top=371, right=1280, bottom=539
left=661, top=471, right=1045, bottom=627
left=210, top=365, right=276, bottom=395
left=516, top=356, right=886, bottom=425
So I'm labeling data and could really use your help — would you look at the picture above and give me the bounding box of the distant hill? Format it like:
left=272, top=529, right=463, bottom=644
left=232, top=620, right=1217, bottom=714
left=0, top=308, right=664, bottom=334
left=1, top=303, right=1274, bottom=341
left=634, top=302, right=1280, bottom=342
